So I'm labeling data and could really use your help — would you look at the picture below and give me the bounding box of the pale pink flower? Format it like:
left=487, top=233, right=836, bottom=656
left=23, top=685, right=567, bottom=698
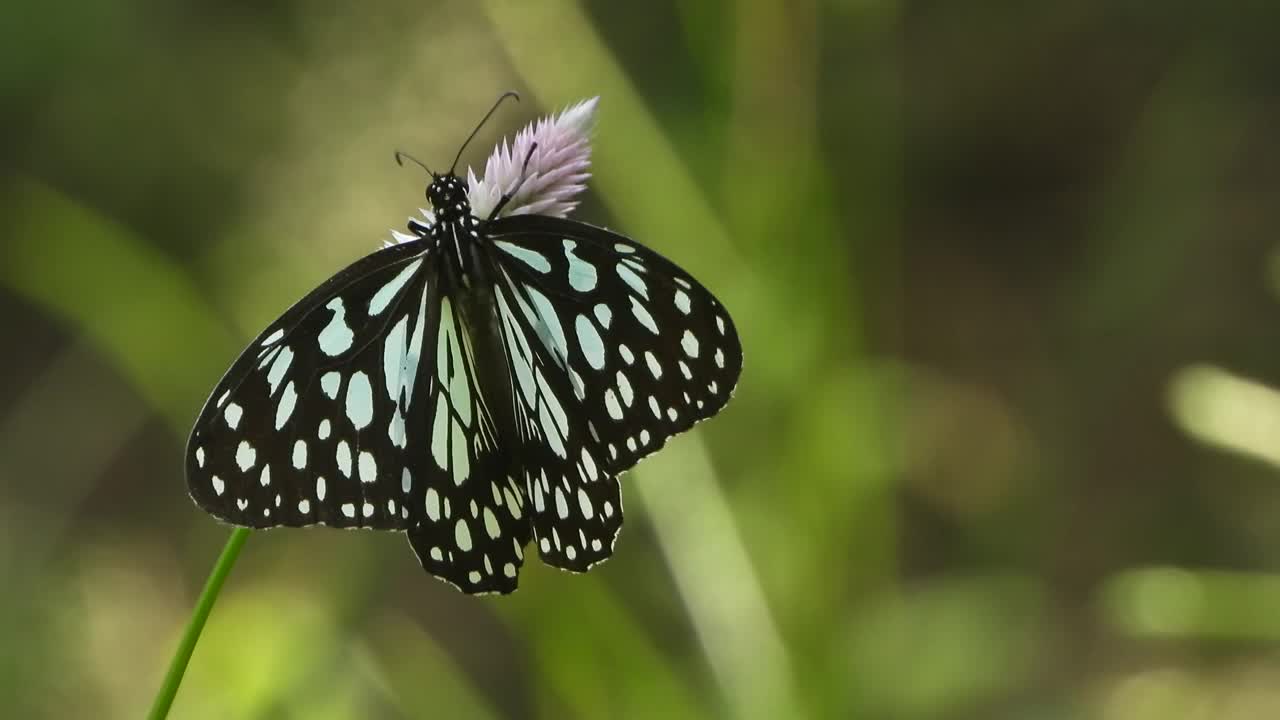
left=388, top=97, right=597, bottom=246
left=467, top=97, right=598, bottom=219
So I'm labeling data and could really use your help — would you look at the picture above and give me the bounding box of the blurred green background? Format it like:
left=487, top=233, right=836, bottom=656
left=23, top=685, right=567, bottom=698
left=5, top=1, right=1280, bottom=718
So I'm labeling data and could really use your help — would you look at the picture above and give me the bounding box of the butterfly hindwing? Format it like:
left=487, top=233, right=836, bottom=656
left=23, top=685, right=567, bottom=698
left=403, top=287, right=531, bottom=593
left=490, top=266, right=623, bottom=570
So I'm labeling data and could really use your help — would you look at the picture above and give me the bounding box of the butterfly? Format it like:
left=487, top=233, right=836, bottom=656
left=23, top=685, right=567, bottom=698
left=185, top=94, right=742, bottom=594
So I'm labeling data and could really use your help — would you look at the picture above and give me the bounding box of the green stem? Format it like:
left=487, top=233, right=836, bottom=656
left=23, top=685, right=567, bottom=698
left=147, top=527, right=250, bottom=720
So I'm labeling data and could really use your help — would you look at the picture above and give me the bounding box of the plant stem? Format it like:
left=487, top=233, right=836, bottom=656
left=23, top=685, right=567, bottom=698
left=147, top=527, right=250, bottom=720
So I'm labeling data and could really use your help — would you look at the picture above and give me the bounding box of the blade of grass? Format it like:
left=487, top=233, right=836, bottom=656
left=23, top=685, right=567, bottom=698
left=147, top=527, right=250, bottom=720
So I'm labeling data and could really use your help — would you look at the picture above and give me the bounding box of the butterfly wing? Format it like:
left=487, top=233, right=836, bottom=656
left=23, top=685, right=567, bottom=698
left=483, top=214, right=742, bottom=570
left=488, top=257, right=625, bottom=571
left=186, top=239, right=531, bottom=593
left=486, top=214, right=742, bottom=471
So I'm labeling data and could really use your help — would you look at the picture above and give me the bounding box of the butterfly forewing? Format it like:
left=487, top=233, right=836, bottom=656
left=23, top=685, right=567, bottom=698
left=188, top=241, right=429, bottom=529
left=485, top=215, right=743, bottom=475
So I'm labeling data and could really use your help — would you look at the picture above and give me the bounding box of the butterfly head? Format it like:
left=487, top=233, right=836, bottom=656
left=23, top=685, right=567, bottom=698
left=427, top=173, right=472, bottom=224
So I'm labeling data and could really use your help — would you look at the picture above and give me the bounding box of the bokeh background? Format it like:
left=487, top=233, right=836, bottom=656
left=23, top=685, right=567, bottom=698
left=5, top=1, right=1280, bottom=718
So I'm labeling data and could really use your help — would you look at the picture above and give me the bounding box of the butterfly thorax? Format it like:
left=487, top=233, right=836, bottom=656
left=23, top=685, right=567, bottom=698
left=426, top=173, right=472, bottom=227
left=420, top=173, right=487, bottom=288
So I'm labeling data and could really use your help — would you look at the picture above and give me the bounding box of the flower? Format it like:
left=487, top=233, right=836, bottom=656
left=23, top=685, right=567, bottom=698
left=389, top=97, right=597, bottom=246
left=467, top=96, right=598, bottom=219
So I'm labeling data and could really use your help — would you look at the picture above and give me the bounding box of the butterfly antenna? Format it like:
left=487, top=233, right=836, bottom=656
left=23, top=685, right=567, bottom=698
left=394, top=151, right=435, bottom=178
left=450, top=90, right=520, bottom=175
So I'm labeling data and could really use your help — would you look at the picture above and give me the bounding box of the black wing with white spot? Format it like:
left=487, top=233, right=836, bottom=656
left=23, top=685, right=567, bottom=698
left=479, top=214, right=741, bottom=571
left=485, top=214, right=742, bottom=474
left=488, top=258, right=624, bottom=571
left=186, top=239, right=532, bottom=594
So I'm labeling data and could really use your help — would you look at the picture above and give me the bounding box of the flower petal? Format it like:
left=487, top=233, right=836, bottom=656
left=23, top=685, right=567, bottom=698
left=469, top=97, right=598, bottom=219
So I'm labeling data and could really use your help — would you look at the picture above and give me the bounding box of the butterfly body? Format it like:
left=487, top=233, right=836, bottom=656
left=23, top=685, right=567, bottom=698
left=187, top=151, right=741, bottom=595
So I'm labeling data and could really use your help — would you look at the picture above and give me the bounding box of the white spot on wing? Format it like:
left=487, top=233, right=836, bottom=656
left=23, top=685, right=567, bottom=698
left=275, top=381, right=298, bottom=430
left=426, top=488, right=441, bottom=521
left=605, top=389, right=623, bottom=420
left=593, top=303, right=612, bottom=329
left=292, top=439, right=307, bottom=469
left=321, top=372, right=341, bottom=399
left=564, top=239, right=597, bottom=291
left=336, top=440, right=352, bottom=477
left=235, top=441, right=257, bottom=472
left=575, top=314, right=606, bottom=370
left=368, top=259, right=422, bottom=315
left=681, top=329, right=700, bottom=358
left=211, top=476, right=224, bottom=495
left=455, top=518, right=473, bottom=551
left=224, top=402, right=243, bottom=430
left=358, top=451, right=377, bottom=484
left=643, top=351, right=663, bottom=379
left=318, top=298, right=354, bottom=356
left=345, top=371, right=374, bottom=430
left=617, top=262, right=648, bottom=299
left=674, top=289, right=691, bottom=314
left=266, top=346, right=294, bottom=396
left=431, top=393, right=449, bottom=470
left=383, top=315, right=408, bottom=401
left=555, top=487, right=569, bottom=519
left=630, top=296, right=659, bottom=334
left=616, top=370, right=634, bottom=407
left=495, top=241, right=552, bottom=273
left=451, top=419, right=470, bottom=485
